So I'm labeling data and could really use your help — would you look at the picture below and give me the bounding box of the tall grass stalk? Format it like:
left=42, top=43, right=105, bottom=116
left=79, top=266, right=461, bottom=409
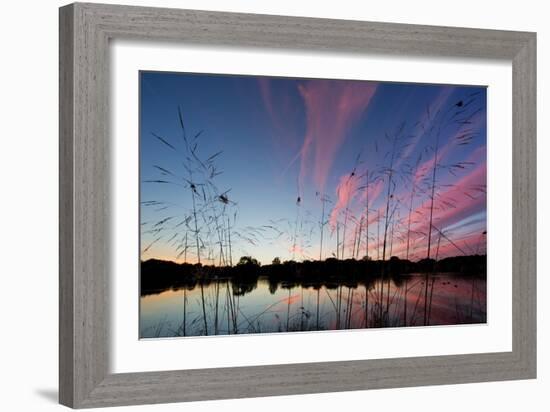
left=182, top=289, right=187, bottom=336
left=364, top=170, right=370, bottom=260
left=227, top=216, right=233, bottom=266
left=318, top=194, right=329, bottom=261
left=200, top=281, right=208, bottom=335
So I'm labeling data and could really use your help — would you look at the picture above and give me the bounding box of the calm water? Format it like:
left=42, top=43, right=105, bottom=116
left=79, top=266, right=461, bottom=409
left=140, top=273, right=486, bottom=338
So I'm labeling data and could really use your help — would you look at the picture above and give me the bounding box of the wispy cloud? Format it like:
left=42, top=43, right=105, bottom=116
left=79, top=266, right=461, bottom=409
left=328, top=173, right=361, bottom=230
left=257, top=78, right=303, bottom=155
left=414, top=114, right=485, bottom=185
left=297, top=80, right=378, bottom=193
left=397, top=87, right=455, bottom=165
left=329, top=173, right=385, bottom=231
left=407, top=162, right=487, bottom=257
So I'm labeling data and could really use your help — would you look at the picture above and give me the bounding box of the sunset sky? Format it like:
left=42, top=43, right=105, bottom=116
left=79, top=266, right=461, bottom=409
left=140, top=71, right=487, bottom=265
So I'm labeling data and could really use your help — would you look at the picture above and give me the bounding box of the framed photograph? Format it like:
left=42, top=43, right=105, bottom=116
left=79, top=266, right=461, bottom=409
left=59, top=2, right=536, bottom=408
left=138, top=72, right=488, bottom=338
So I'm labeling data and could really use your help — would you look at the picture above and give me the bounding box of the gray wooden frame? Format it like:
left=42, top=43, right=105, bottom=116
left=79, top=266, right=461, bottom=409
left=59, top=2, right=536, bottom=408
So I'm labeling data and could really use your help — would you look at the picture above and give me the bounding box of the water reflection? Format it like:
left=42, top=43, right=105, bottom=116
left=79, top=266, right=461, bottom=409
left=140, top=273, right=486, bottom=338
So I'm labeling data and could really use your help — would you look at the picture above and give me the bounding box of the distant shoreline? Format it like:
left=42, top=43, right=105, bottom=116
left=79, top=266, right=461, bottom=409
left=141, top=254, right=486, bottom=295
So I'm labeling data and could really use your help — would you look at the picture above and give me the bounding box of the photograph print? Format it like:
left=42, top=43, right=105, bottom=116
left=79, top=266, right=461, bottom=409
left=139, top=71, right=487, bottom=338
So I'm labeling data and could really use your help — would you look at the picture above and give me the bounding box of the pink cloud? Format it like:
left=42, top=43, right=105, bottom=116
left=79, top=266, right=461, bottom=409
left=297, top=80, right=378, bottom=193
left=389, top=223, right=485, bottom=260
left=433, top=230, right=486, bottom=257
left=464, top=144, right=486, bottom=164
left=403, top=163, right=487, bottom=258
left=328, top=174, right=361, bottom=229
left=328, top=150, right=486, bottom=261
left=328, top=173, right=384, bottom=232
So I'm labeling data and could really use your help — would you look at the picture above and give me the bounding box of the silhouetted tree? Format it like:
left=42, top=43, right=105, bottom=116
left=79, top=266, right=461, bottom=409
left=238, top=256, right=260, bottom=266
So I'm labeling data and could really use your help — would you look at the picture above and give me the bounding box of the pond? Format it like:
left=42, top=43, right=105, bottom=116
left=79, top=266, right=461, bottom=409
left=140, top=272, right=486, bottom=338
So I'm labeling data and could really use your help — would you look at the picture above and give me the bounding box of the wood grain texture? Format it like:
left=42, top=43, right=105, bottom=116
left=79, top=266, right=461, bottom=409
left=59, top=2, right=537, bottom=408
left=512, top=35, right=537, bottom=373
left=59, top=5, right=74, bottom=406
